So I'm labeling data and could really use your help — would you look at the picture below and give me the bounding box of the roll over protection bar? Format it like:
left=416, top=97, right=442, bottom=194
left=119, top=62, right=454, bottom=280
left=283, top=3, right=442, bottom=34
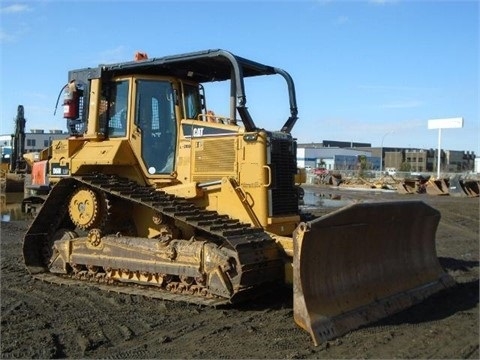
left=68, top=49, right=299, bottom=133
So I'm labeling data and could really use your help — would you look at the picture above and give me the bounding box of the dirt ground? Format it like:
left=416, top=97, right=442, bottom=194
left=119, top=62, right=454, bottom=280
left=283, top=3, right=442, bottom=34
left=1, top=185, right=478, bottom=359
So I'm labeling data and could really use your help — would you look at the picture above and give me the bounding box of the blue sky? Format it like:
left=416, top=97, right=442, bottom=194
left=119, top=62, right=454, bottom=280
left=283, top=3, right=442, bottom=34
left=1, top=0, right=478, bottom=153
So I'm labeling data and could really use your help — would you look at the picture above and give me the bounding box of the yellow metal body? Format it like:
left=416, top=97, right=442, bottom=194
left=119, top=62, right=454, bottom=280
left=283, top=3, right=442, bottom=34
left=295, top=167, right=306, bottom=184
left=46, top=75, right=301, bottom=239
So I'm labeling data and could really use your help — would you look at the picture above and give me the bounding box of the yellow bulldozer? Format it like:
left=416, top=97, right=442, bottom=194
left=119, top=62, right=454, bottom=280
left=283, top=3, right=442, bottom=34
left=23, top=49, right=454, bottom=345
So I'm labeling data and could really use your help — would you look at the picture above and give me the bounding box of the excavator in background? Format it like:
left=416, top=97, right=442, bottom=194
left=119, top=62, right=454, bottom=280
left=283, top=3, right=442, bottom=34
left=23, top=49, right=454, bottom=346
left=9, top=105, right=27, bottom=175
left=0, top=105, right=28, bottom=193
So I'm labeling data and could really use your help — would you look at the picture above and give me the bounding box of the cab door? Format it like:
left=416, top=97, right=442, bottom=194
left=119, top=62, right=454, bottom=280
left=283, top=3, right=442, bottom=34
left=132, top=78, right=177, bottom=176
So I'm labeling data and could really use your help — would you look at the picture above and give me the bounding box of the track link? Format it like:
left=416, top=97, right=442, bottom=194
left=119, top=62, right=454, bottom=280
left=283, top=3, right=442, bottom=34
left=23, top=173, right=284, bottom=306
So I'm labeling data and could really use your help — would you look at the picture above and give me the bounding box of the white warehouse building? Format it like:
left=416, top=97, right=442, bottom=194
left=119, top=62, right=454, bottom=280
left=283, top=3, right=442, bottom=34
left=297, top=146, right=374, bottom=171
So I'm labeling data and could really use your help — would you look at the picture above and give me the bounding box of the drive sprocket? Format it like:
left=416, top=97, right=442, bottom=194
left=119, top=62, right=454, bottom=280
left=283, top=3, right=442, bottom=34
left=68, top=186, right=108, bottom=230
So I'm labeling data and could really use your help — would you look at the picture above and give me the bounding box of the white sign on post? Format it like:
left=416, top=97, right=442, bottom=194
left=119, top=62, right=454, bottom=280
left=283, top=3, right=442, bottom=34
left=428, top=117, right=464, bottom=178
left=428, top=117, right=464, bottom=129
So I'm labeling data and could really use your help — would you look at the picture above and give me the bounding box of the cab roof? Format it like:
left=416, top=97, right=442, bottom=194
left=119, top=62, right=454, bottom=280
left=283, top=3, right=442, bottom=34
left=100, top=49, right=278, bottom=83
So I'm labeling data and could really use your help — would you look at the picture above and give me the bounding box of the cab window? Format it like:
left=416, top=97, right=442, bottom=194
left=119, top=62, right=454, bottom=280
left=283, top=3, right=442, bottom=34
left=100, top=80, right=129, bottom=137
left=135, top=80, right=177, bottom=174
left=183, top=83, right=202, bottom=120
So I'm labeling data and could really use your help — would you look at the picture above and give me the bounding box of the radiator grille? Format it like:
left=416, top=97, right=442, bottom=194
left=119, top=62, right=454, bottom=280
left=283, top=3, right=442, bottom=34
left=194, top=139, right=235, bottom=173
left=269, top=137, right=299, bottom=216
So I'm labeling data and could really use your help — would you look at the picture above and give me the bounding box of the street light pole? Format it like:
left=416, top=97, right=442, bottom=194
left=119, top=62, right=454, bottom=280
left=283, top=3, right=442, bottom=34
left=380, top=131, right=394, bottom=173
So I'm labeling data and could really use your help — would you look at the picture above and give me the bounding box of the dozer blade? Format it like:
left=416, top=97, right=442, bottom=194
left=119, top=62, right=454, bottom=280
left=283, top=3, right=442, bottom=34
left=292, top=201, right=454, bottom=346
left=397, top=179, right=417, bottom=194
left=425, top=178, right=449, bottom=196
left=463, top=179, right=480, bottom=197
left=448, top=175, right=469, bottom=197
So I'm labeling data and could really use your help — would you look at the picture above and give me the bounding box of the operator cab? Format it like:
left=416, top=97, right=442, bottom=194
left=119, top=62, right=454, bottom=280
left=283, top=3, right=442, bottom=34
left=71, top=74, right=206, bottom=177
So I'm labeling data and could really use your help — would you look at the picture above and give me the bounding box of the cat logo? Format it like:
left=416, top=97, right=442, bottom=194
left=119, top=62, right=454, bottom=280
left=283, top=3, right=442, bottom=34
left=54, top=141, right=66, bottom=150
left=54, top=141, right=67, bottom=154
left=193, top=127, right=204, bottom=137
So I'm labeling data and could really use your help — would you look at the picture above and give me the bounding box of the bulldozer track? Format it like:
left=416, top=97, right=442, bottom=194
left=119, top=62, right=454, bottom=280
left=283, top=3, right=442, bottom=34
left=32, top=272, right=228, bottom=306
left=24, top=173, right=284, bottom=306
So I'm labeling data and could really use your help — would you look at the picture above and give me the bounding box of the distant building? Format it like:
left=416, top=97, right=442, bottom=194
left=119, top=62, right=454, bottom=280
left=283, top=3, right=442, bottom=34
left=297, top=144, right=379, bottom=171
left=334, top=154, right=380, bottom=171
left=0, top=129, right=68, bottom=154
left=318, top=141, right=475, bottom=172
left=300, top=140, right=371, bottom=149
left=382, top=148, right=476, bottom=173
left=405, top=149, right=429, bottom=172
